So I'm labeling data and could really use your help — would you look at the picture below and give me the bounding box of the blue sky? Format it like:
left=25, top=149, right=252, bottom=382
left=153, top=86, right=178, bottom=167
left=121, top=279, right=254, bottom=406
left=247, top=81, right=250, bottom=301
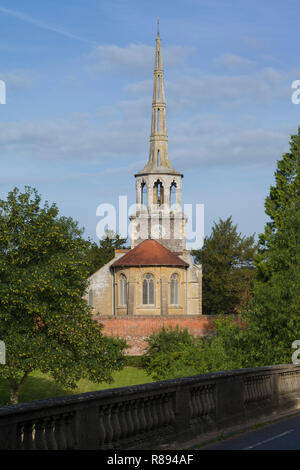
left=1, top=0, right=300, bottom=245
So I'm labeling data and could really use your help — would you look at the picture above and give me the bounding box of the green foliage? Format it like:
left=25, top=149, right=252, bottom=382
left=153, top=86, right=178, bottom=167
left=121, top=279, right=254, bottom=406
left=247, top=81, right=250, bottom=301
left=243, top=127, right=300, bottom=365
left=192, top=217, right=257, bottom=315
left=87, top=230, right=127, bottom=275
left=143, top=326, right=195, bottom=380
left=143, top=320, right=256, bottom=381
left=124, top=356, right=144, bottom=368
left=0, top=187, right=127, bottom=403
left=256, top=127, right=300, bottom=281
left=245, top=203, right=300, bottom=365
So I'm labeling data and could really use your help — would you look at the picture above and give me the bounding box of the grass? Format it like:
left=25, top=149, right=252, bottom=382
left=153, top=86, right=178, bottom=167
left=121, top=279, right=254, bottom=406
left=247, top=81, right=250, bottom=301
left=0, top=367, right=152, bottom=407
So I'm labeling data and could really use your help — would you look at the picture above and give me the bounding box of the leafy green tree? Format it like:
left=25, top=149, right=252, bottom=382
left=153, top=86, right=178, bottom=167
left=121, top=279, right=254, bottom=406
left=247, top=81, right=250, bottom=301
left=87, top=230, right=127, bottom=275
left=143, top=319, right=255, bottom=381
left=143, top=326, right=195, bottom=380
left=0, top=187, right=127, bottom=404
left=192, top=217, right=257, bottom=315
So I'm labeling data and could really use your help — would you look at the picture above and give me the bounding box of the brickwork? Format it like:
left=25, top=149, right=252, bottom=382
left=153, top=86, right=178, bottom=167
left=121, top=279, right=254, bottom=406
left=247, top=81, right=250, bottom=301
left=95, top=315, right=217, bottom=355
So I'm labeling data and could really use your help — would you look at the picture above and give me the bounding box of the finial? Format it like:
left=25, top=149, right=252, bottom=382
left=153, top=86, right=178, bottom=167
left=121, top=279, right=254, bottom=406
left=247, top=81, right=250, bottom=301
left=157, top=17, right=160, bottom=37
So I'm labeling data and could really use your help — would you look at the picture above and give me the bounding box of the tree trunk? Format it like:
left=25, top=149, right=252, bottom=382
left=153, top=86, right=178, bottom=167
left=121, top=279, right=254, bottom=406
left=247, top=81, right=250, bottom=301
left=10, top=385, right=19, bottom=405
left=10, top=372, right=30, bottom=405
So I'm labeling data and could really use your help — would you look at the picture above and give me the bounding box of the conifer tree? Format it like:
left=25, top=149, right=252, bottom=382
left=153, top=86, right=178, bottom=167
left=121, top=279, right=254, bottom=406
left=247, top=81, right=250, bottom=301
left=192, top=217, right=256, bottom=315
left=246, top=128, right=300, bottom=364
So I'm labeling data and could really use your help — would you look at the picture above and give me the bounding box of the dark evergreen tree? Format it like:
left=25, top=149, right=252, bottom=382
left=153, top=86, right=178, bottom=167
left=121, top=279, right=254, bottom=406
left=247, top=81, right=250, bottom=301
left=256, top=127, right=300, bottom=281
left=246, top=128, right=300, bottom=364
left=87, top=230, right=127, bottom=275
left=192, top=217, right=256, bottom=315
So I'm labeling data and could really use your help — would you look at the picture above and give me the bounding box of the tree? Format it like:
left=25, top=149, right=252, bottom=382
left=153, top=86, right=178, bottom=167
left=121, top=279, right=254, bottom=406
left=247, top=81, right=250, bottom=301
left=143, top=326, right=195, bottom=380
left=143, top=318, right=254, bottom=381
left=87, top=230, right=127, bottom=275
left=256, top=127, right=300, bottom=281
left=0, top=187, right=127, bottom=404
left=192, top=217, right=257, bottom=315
left=245, top=130, right=300, bottom=364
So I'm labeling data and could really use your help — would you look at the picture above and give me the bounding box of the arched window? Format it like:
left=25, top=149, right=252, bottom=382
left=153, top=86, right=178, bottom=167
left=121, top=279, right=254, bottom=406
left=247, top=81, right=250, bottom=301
left=119, top=274, right=127, bottom=306
left=157, top=108, right=160, bottom=133
left=88, top=289, right=93, bottom=307
left=157, top=149, right=160, bottom=166
left=170, top=274, right=179, bottom=305
left=170, top=182, right=176, bottom=207
left=143, top=274, right=154, bottom=305
left=141, top=182, right=147, bottom=207
left=153, top=180, right=164, bottom=206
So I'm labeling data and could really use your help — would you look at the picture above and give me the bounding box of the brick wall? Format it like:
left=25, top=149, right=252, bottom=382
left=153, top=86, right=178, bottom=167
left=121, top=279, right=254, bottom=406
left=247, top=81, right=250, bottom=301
left=95, top=315, right=218, bottom=355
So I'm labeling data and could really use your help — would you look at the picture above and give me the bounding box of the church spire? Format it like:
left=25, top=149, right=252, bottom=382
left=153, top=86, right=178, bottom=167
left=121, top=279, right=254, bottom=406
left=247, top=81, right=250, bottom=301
left=136, top=20, right=181, bottom=176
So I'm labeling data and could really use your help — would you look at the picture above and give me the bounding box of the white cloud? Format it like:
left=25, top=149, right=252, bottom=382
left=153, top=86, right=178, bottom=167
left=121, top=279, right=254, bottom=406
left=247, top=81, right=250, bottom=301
left=0, top=70, right=33, bottom=89
left=241, top=36, right=267, bottom=50
left=87, top=43, right=194, bottom=75
left=0, top=110, right=293, bottom=173
left=215, top=53, right=257, bottom=72
left=169, top=114, right=291, bottom=169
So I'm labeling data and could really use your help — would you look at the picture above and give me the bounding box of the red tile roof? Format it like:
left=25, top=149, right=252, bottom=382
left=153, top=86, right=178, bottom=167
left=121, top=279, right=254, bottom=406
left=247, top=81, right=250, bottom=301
left=111, top=239, right=189, bottom=268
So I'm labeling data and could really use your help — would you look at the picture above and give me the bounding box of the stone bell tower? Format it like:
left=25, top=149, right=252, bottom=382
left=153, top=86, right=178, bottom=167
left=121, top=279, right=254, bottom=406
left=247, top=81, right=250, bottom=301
left=130, top=20, right=186, bottom=252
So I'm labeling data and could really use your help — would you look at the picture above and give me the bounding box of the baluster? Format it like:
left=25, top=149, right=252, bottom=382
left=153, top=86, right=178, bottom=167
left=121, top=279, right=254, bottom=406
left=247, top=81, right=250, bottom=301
left=23, top=421, right=35, bottom=450
left=118, top=402, right=128, bottom=441
left=159, top=394, right=168, bottom=427
left=103, top=405, right=114, bottom=445
left=131, top=400, right=140, bottom=436
left=198, top=388, right=203, bottom=417
left=191, top=389, right=197, bottom=419
left=157, top=394, right=166, bottom=427
left=246, top=380, right=251, bottom=403
left=34, top=419, right=46, bottom=450
left=287, top=374, right=291, bottom=393
left=16, top=424, right=23, bottom=450
left=140, top=399, right=148, bottom=433
left=125, top=401, right=134, bottom=438
left=44, top=417, right=57, bottom=450
left=163, top=394, right=172, bottom=425
left=204, top=386, right=210, bottom=415
left=151, top=396, right=160, bottom=429
left=143, top=397, right=153, bottom=432
left=208, top=385, right=215, bottom=413
left=54, top=415, right=67, bottom=449
left=167, top=393, right=175, bottom=425
left=253, top=378, right=258, bottom=401
left=257, top=378, right=262, bottom=400
left=110, top=404, right=121, bottom=443
left=64, top=413, right=74, bottom=449
left=98, top=407, right=106, bottom=447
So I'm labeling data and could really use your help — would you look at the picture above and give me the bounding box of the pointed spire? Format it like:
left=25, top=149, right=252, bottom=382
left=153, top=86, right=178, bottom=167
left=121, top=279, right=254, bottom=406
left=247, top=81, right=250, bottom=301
left=136, top=20, right=181, bottom=176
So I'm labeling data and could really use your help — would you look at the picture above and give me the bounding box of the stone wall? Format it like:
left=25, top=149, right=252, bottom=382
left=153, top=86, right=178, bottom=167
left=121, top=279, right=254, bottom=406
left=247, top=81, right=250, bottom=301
left=96, top=315, right=217, bottom=355
left=1, top=364, right=300, bottom=450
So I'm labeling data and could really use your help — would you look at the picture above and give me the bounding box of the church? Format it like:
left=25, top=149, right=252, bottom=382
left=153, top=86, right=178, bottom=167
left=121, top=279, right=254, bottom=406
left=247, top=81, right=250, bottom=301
left=86, top=24, right=202, bottom=322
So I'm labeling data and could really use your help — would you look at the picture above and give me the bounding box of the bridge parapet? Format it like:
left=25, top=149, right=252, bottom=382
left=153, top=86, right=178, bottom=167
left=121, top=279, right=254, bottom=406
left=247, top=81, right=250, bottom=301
left=0, top=364, right=300, bottom=450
